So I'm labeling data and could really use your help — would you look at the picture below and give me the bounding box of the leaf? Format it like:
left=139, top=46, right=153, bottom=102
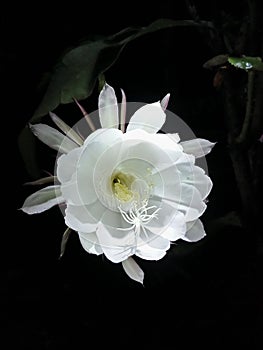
left=59, top=227, right=72, bottom=259
left=20, top=18, right=213, bottom=176
left=31, top=18, right=212, bottom=122
left=228, top=56, right=263, bottom=71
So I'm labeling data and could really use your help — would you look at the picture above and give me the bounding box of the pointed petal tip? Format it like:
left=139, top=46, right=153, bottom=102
left=120, top=88, right=126, bottom=97
left=207, top=141, right=217, bottom=152
left=28, top=123, right=38, bottom=135
left=160, top=93, right=171, bottom=110
left=49, top=111, right=58, bottom=121
left=102, top=82, right=111, bottom=91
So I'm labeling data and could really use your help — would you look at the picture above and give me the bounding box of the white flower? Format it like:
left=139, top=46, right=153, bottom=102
left=21, top=83, right=215, bottom=284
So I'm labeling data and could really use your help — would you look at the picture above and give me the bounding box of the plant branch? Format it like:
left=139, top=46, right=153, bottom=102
left=236, top=71, right=255, bottom=145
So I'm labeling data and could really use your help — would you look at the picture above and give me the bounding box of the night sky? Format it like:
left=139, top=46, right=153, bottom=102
left=6, top=1, right=258, bottom=348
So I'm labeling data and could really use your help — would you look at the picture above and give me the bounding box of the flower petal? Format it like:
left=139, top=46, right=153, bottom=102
left=84, top=128, right=123, bottom=147
left=146, top=203, right=186, bottom=241
left=56, top=147, right=81, bottom=183
left=154, top=155, right=212, bottom=201
left=182, top=166, right=213, bottom=200
left=78, top=232, right=103, bottom=255
left=60, top=174, right=83, bottom=205
left=96, top=223, right=134, bottom=263
left=60, top=142, right=107, bottom=206
left=21, top=185, right=63, bottom=214
left=65, top=205, right=97, bottom=233
left=122, top=257, right=144, bottom=284
left=30, top=123, right=78, bottom=153
left=126, top=102, right=166, bottom=134
left=98, top=83, right=119, bottom=129
left=140, top=228, right=170, bottom=251
left=159, top=183, right=207, bottom=222
left=135, top=242, right=166, bottom=261
left=183, top=219, right=206, bottom=242
left=181, top=139, right=216, bottom=158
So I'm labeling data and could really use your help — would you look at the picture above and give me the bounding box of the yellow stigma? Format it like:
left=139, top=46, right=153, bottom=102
left=111, top=172, right=134, bottom=202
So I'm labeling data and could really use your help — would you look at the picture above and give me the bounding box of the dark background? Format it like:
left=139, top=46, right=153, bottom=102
left=5, top=1, right=258, bottom=348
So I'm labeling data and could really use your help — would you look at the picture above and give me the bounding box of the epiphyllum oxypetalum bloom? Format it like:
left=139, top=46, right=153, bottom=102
left=22, top=83, right=215, bottom=284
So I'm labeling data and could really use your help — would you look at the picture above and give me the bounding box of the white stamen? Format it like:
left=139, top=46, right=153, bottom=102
left=118, top=201, right=161, bottom=238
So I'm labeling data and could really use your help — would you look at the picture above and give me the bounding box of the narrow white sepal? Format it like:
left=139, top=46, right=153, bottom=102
left=160, top=93, right=170, bottom=110
left=21, top=185, right=64, bottom=214
left=29, top=123, right=78, bottom=153
left=49, top=112, right=84, bottom=146
left=120, top=88, right=126, bottom=133
left=122, top=257, right=144, bottom=284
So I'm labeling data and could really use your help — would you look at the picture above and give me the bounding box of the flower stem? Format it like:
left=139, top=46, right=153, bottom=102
left=236, top=71, right=255, bottom=145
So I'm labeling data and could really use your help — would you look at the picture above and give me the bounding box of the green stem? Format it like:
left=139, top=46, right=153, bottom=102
left=236, top=71, right=255, bottom=145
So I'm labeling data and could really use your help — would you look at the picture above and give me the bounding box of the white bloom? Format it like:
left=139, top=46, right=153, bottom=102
left=21, top=83, right=215, bottom=284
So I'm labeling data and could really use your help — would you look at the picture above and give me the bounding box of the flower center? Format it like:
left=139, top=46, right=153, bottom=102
left=111, top=172, right=134, bottom=202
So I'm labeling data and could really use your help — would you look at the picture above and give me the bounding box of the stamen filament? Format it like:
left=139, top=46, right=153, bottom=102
left=118, top=201, right=161, bottom=239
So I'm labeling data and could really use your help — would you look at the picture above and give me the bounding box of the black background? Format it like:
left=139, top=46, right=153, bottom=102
left=5, top=1, right=257, bottom=348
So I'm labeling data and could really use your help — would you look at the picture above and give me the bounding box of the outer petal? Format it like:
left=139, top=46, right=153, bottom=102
left=96, top=223, right=134, bottom=263
left=21, top=185, right=63, bottom=214
left=146, top=207, right=186, bottom=241
left=159, top=186, right=207, bottom=222
left=30, top=123, right=78, bottom=153
left=154, top=157, right=212, bottom=201
left=99, top=83, right=119, bottom=129
left=78, top=232, right=103, bottom=255
left=122, top=257, right=144, bottom=284
left=153, top=159, right=207, bottom=222
left=65, top=205, right=97, bottom=233
left=126, top=102, right=166, bottom=134
left=83, top=128, right=123, bottom=147
left=183, top=219, right=206, bottom=242
left=140, top=228, right=170, bottom=251
left=181, top=139, right=216, bottom=158
left=60, top=142, right=105, bottom=206
left=135, top=241, right=166, bottom=261
left=182, top=166, right=213, bottom=200
left=60, top=174, right=85, bottom=205
left=56, top=148, right=81, bottom=183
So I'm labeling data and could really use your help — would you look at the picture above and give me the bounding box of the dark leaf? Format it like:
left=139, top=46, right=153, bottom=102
left=20, top=18, right=213, bottom=176
left=203, top=54, right=229, bottom=69
left=32, top=18, right=213, bottom=122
